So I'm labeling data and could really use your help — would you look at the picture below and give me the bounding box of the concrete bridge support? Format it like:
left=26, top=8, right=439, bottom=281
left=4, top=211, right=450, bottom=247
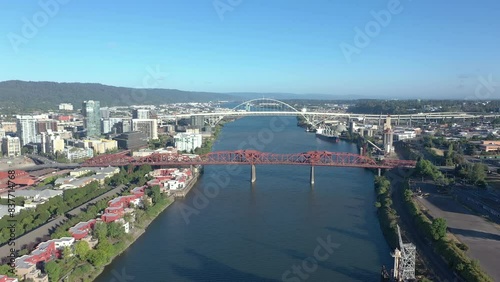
left=310, top=166, right=315, bottom=185
left=251, top=164, right=256, bottom=183
left=378, top=168, right=382, bottom=177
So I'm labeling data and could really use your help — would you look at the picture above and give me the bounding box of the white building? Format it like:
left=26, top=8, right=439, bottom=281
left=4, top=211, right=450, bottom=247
left=132, top=119, right=158, bottom=140
left=40, top=132, right=65, bottom=154
left=0, top=189, right=63, bottom=201
left=174, top=133, right=202, bottom=152
left=1, top=136, right=21, bottom=157
left=393, top=130, right=417, bottom=141
left=64, top=146, right=94, bottom=161
left=59, top=103, right=74, bottom=111
left=16, top=115, right=37, bottom=145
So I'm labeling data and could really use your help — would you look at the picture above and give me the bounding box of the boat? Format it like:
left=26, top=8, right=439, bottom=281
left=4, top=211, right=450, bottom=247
left=315, top=127, right=339, bottom=143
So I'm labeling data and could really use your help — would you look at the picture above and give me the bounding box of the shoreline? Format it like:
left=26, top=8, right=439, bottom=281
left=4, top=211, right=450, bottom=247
left=89, top=162, right=203, bottom=280
left=89, top=194, right=177, bottom=281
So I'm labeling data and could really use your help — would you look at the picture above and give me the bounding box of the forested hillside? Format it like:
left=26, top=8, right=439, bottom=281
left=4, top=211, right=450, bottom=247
left=0, top=80, right=235, bottom=113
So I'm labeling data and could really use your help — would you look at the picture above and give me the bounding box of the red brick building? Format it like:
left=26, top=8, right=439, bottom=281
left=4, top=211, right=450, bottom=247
left=69, top=219, right=96, bottom=240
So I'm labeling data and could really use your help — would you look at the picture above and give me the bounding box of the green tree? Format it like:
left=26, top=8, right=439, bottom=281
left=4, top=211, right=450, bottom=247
left=74, top=240, right=90, bottom=260
left=86, top=249, right=107, bottom=267
left=430, top=218, right=447, bottom=241
left=416, top=159, right=435, bottom=177
left=45, top=261, right=61, bottom=282
left=96, top=238, right=113, bottom=256
left=93, top=222, right=108, bottom=241
left=469, top=163, right=487, bottom=185
left=107, top=222, right=125, bottom=239
left=0, top=264, right=14, bottom=276
left=61, top=246, right=72, bottom=262
left=149, top=185, right=162, bottom=204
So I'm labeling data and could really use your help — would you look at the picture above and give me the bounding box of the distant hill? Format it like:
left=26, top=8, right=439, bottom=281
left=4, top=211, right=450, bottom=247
left=0, top=80, right=237, bottom=112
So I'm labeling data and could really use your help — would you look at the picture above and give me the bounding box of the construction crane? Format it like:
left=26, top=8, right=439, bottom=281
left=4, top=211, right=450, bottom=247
left=391, top=225, right=416, bottom=281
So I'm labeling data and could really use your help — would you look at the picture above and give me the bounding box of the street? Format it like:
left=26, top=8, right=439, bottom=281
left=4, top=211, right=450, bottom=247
left=0, top=184, right=126, bottom=262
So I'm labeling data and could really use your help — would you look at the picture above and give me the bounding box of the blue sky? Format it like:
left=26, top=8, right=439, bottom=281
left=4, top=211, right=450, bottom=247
left=0, top=0, right=499, bottom=98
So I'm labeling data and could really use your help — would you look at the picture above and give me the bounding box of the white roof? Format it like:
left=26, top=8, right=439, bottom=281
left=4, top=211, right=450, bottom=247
left=0, top=189, right=63, bottom=199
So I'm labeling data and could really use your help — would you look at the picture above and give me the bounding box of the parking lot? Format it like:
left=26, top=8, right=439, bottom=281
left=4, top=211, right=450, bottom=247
left=412, top=181, right=500, bottom=281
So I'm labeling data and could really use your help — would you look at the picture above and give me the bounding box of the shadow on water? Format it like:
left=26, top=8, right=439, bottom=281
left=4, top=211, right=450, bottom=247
left=240, top=237, right=379, bottom=281
left=448, top=227, right=500, bottom=241
left=325, top=226, right=379, bottom=245
left=170, top=248, right=279, bottom=282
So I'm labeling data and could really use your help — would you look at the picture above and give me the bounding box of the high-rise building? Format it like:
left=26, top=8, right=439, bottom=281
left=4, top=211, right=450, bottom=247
left=190, top=115, right=205, bottom=128
left=101, top=119, right=112, bottom=134
left=132, top=109, right=150, bottom=119
left=2, top=136, right=21, bottom=157
left=0, top=122, right=17, bottom=133
left=113, top=131, right=148, bottom=150
left=100, top=107, right=110, bottom=119
left=132, top=119, right=158, bottom=140
left=174, top=133, right=203, bottom=152
left=99, top=118, right=123, bottom=134
left=16, top=115, right=37, bottom=145
left=41, top=132, right=65, bottom=154
left=35, top=119, right=58, bottom=134
left=116, top=118, right=132, bottom=134
left=82, top=100, right=101, bottom=137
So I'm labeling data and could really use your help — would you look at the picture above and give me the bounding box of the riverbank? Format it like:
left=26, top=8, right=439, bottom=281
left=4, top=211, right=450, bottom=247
left=374, top=174, right=442, bottom=281
left=173, top=170, right=200, bottom=198
left=87, top=195, right=176, bottom=282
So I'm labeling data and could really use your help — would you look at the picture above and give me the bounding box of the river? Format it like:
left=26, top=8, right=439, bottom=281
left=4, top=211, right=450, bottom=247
left=95, top=116, right=392, bottom=282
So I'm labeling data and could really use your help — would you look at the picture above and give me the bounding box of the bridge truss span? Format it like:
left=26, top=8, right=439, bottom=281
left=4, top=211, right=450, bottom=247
left=83, top=150, right=415, bottom=169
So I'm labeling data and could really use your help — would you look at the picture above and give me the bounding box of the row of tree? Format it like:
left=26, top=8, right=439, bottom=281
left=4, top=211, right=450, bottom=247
left=0, top=181, right=113, bottom=245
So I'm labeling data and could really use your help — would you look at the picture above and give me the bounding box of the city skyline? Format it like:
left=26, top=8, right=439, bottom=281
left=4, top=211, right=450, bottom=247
left=2, top=1, right=500, bottom=281
left=0, top=0, right=498, bottom=98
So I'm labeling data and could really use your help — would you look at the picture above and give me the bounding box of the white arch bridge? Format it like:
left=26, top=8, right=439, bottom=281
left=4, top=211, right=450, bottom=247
left=161, top=98, right=497, bottom=128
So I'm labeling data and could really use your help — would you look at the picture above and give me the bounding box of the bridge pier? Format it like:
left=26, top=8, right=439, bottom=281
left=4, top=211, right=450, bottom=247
left=378, top=168, right=382, bottom=177
left=251, top=164, right=256, bottom=183
left=310, top=166, right=315, bottom=185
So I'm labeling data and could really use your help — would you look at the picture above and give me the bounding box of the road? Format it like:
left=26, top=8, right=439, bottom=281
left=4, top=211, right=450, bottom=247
left=0, top=184, right=126, bottom=262
left=23, top=154, right=81, bottom=171
left=414, top=182, right=500, bottom=281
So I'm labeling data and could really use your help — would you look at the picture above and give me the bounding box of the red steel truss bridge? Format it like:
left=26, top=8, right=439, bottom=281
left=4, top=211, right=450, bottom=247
left=83, top=150, right=416, bottom=183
